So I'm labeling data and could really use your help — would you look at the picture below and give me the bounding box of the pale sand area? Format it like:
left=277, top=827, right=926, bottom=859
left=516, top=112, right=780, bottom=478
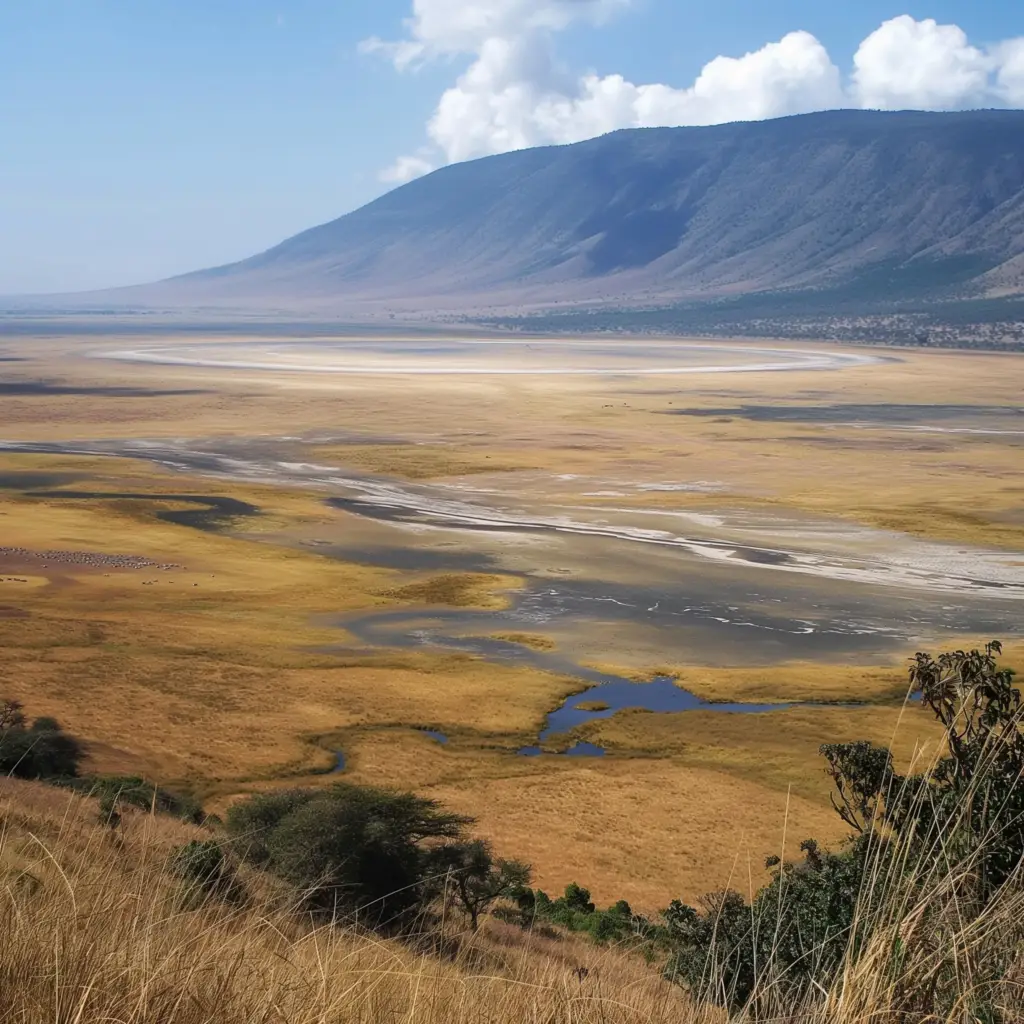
left=97, top=337, right=882, bottom=375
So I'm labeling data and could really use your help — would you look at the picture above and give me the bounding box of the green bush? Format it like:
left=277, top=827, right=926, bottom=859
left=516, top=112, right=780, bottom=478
left=69, top=776, right=205, bottom=825
left=0, top=701, right=82, bottom=780
left=515, top=883, right=653, bottom=946
left=171, top=839, right=246, bottom=905
left=663, top=643, right=1024, bottom=1015
left=226, top=783, right=470, bottom=927
left=429, top=838, right=531, bottom=930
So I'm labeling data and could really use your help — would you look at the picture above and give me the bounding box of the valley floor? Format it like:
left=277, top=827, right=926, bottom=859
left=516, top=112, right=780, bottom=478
left=0, top=324, right=1021, bottom=906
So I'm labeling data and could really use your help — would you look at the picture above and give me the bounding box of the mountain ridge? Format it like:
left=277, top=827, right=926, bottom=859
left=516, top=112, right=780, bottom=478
left=88, top=109, right=1024, bottom=314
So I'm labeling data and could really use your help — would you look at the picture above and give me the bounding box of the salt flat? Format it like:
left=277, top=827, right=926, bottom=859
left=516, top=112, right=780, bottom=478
left=97, top=338, right=882, bottom=375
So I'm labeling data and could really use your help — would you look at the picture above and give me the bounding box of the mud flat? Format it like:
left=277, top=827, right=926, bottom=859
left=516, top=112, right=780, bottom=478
left=97, top=338, right=884, bottom=376
left=3, top=436, right=1021, bottom=668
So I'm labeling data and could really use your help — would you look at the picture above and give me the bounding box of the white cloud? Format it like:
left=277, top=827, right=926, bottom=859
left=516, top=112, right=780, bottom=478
left=993, top=38, right=1024, bottom=106
left=380, top=153, right=436, bottom=183
left=366, top=6, right=1024, bottom=179
left=367, top=0, right=628, bottom=68
left=852, top=16, right=990, bottom=109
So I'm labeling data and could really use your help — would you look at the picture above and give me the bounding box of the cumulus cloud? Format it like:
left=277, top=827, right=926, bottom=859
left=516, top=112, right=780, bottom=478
left=366, top=5, right=1024, bottom=182
left=852, top=16, right=990, bottom=109
left=993, top=38, right=1024, bottom=106
left=362, top=0, right=628, bottom=69
left=380, top=153, right=436, bottom=183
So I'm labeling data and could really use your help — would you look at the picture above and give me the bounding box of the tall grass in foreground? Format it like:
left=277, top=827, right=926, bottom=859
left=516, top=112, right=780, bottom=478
left=4, top=686, right=1024, bottom=1023
left=0, top=780, right=692, bottom=1023
left=687, top=737, right=1024, bottom=1022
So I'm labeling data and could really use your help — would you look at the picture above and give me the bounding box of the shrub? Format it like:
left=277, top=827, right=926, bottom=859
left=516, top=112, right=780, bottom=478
left=430, top=838, right=531, bottom=930
left=0, top=701, right=83, bottom=780
left=69, top=776, right=205, bottom=825
left=514, top=884, right=653, bottom=946
left=222, top=789, right=316, bottom=865
left=226, top=783, right=471, bottom=927
left=664, top=643, right=1024, bottom=1015
left=171, top=840, right=246, bottom=905
left=562, top=882, right=595, bottom=915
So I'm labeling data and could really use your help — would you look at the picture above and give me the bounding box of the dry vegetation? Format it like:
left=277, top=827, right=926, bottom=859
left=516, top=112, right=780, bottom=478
left=4, top=337, right=1022, bottom=557
left=312, top=442, right=537, bottom=479
left=0, top=779, right=691, bottom=1024
left=491, top=632, right=558, bottom=651
left=1, top=333, right=1022, bottom=913
left=3, top=758, right=1024, bottom=1024
left=385, top=573, right=515, bottom=608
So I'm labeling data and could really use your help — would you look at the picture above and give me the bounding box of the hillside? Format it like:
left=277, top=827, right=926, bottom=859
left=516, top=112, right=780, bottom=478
left=122, top=109, right=1024, bottom=316
left=0, top=777, right=682, bottom=1023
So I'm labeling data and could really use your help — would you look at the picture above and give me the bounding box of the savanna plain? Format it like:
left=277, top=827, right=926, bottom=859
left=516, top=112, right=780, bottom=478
left=3, top=327, right=1021, bottom=913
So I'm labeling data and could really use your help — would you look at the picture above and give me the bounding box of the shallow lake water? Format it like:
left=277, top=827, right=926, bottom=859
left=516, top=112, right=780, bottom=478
left=3, top=435, right=1022, bottom=698
left=340, top=606, right=866, bottom=755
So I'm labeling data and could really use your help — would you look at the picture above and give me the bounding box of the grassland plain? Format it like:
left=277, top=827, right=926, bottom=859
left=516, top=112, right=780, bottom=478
left=1, top=330, right=1022, bottom=906
left=0, top=456, right=897, bottom=907
left=3, top=335, right=1023, bottom=549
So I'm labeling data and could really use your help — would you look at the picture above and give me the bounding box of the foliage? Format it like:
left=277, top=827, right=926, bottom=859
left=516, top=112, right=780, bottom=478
left=63, top=775, right=205, bottom=826
left=664, top=838, right=871, bottom=1010
left=430, top=838, right=531, bottom=930
left=515, top=882, right=655, bottom=946
left=664, top=643, right=1024, bottom=1014
left=0, top=699, right=83, bottom=779
left=226, top=783, right=471, bottom=927
left=171, top=839, right=246, bottom=905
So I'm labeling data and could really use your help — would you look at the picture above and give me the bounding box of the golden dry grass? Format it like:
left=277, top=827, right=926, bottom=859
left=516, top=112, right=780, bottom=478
left=581, top=704, right=945, bottom=802
left=331, top=727, right=835, bottom=909
left=588, top=650, right=1024, bottom=704
left=3, top=747, right=1023, bottom=1023
left=0, top=448, right=1017, bottom=907
left=489, top=632, right=558, bottom=651
left=386, top=573, right=516, bottom=608
left=312, top=443, right=537, bottom=479
left=2, top=334, right=1022, bottom=910
left=0, top=777, right=693, bottom=1024
left=0, top=463, right=575, bottom=788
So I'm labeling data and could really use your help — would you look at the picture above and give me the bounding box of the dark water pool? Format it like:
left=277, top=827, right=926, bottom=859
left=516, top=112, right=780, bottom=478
left=25, top=490, right=260, bottom=532
left=419, top=729, right=449, bottom=744
left=340, top=608, right=844, bottom=758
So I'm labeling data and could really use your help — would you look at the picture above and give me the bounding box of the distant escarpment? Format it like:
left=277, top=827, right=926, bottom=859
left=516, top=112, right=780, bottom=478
left=89, top=109, right=1024, bottom=324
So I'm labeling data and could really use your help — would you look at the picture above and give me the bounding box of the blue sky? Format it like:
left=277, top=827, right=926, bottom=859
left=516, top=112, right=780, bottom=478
left=2, top=1, right=1022, bottom=294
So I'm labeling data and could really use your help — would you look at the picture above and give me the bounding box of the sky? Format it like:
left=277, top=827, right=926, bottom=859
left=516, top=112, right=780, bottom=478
left=2, top=1, right=1022, bottom=295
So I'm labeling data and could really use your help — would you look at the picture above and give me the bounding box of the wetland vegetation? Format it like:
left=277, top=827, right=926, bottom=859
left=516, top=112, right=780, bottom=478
left=1, top=326, right=1023, bottom=1021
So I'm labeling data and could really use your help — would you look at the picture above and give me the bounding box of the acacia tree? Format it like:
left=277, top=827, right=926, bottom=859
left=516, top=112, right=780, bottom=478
left=432, top=839, right=531, bottom=931
left=0, top=699, right=82, bottom=779
left=664, top=643, right=1024, bottom=1013
left=226, top=784, right=471, bottom=927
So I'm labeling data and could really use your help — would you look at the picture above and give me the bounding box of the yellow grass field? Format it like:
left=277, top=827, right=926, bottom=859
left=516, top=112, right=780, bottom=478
left=1, top=331, right=1021, bottom=907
